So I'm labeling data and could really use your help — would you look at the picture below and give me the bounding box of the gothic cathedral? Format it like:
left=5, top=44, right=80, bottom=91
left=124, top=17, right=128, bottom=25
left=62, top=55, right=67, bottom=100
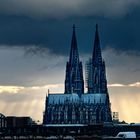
left=43, top=24, right=112, bottom=124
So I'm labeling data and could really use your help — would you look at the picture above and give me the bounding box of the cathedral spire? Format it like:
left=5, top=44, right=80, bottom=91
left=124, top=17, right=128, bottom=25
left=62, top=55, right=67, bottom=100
left=65, top=24, right=84, bottom=95
left=86, top=24, right=108, bottom=93
left=69, top=24, right=79, bottom=65
left=92, top=24, right=102, bottom=65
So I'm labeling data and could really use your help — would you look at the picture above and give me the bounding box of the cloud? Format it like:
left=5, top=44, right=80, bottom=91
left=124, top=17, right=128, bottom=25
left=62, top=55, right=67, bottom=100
left=0, top=84, right=64, bottom=95
left=108, top=84, right=125, bottom=87
left=0, top=14, right=140, bottom=55
left=0, top=83, right=64, bottom=103
left=0, top=46, right=66, bottom=87
left=0, top=46, right=139, bottom=88
left=103, top=48, right=140, bottom=84
left=0, top=0, right=140, bottom=18
left=129, top=82, right=140, bottom=87
left=0, top=86, right=24, bottom=94
left=108, top=82, right=140, bottom=88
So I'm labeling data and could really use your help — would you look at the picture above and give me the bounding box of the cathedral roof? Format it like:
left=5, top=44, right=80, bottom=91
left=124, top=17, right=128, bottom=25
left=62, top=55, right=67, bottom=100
left=47, top=93, right=106, bottom=105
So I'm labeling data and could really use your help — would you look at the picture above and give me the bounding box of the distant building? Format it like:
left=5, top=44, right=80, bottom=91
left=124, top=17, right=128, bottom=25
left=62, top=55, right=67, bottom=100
left=43, top=24, right=112, bottom=125
left=112, top=112, right=119, bottom=123
left=6, top=116, right=35, bottom=127
left=0, top=113, right=6, bottom=127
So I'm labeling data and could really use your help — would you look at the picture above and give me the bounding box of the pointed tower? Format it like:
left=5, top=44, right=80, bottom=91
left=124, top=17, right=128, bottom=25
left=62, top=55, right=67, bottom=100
left=86, top=24, right=112, bottom=122
left=86, top=24, right=108, bottom=93
left=65, top=25, right=84, bottom=96
left=92, top=24, right=102, bottom=65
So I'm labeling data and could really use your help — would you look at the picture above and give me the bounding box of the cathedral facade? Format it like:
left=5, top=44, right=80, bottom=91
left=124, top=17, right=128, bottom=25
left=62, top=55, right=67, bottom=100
left=43, top=25, right=112, bottom=125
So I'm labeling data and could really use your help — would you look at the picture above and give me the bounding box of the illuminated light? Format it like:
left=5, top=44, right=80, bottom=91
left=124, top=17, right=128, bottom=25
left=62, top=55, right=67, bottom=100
left=0, top=84, right=64, bottom=94
left=108, top=82, right=140, bottom=88
left=30, top=86, right=40, bottom=90
left=110, top=91, right=140, bottom=123
left=129, top=82, right=140, bottom=87
left=108, top=84, right=125, bottom=87
left=43, top=84, right=63, bottom=88
left=0, top=86, right=24, bottom=93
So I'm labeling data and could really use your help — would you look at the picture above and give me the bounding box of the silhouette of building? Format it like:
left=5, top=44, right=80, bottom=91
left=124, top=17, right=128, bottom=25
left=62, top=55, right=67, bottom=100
left=6, top=116, right=35, bottom=127
left=0, top=113, right=6, bottom=128
left=43, top=24, right=112, bottom=125
left=112, top=112, right=119, bottom=123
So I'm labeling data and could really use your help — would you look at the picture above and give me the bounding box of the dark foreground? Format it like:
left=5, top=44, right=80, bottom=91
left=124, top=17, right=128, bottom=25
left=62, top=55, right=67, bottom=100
left=1, top=123, right=140, bottom=139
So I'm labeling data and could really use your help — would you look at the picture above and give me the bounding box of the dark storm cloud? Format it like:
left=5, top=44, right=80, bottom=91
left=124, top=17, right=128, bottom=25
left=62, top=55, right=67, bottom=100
left=0, top=14, right=140, bottom=55
left=0, top=15, right=72, bottom=55
left=0, top=0, right=140, bottom=18
left=0, top=0, right=140, bottom=55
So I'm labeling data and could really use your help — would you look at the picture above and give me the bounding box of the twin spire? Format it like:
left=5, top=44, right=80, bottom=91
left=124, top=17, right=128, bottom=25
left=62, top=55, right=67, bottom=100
left=70, top=24, right=102, bottom=65
left=65, top=24, right=103, bottom=95
left=69, top=24, right=102, bottom=65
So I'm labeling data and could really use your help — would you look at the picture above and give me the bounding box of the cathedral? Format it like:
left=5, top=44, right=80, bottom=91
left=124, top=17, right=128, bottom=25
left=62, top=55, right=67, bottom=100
left=43, top=24, right=112, bottom=125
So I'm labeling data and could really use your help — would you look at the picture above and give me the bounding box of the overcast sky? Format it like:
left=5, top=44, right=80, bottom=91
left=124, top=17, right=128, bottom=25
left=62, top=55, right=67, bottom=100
left=0, top=0, right=140, bottom=123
